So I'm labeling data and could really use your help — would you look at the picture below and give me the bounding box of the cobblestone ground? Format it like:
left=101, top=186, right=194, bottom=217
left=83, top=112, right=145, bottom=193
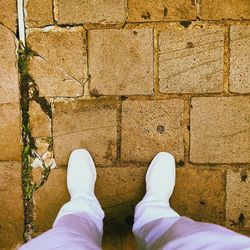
left=0, top=0, right=250, bottom=249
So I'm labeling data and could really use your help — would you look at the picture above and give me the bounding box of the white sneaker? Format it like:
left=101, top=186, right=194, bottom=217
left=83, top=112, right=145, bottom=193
left=144, top=152, right=176, bottom=202
left=67, top=149, right=96, bottom=199
left=133, top=152, right=179, bottom=231
left=54, top=149, right=104, bottom=232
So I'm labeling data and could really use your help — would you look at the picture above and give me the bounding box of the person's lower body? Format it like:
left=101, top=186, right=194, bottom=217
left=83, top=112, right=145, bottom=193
left=19, top=150, right=250, bottom=250
left=133, top=201, right=250, bottom=250
left=19, top=149, right=104, bottom=250
left=20, top=212, right=102, bottom=250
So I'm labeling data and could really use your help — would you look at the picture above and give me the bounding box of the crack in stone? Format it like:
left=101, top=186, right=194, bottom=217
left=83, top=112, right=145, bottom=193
left=160, top=57, right=222, bottom=80
left=0, top=21, right=17, bottom=37
left=159, top=39, right=223, bottom=56
left=31, top=54, right=84, bottom=85
left=160, top=45, right=223, bottom=62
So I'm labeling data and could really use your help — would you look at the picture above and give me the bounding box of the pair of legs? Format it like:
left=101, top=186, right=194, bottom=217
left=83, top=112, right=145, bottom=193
left=20, top=149, right=250, bottom=250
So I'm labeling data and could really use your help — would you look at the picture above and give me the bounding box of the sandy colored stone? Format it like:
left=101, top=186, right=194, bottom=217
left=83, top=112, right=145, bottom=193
left=34, top=137, right=52, bottom=156
left=0, top=103, right=21, bottom=161
left=56, top=0, right=126, bottom=25
left=190, top=97, right=250, bottom=163
left=121, top=99, right=184, bottom=163
left=27, top=27, right=87, bottom=97
left=53, top=99, right=118, bottom=166
left=159, top=27, right=224, bottom=93
left=0, top=0, right=17, bottom=32
left=199, top=0, right=250, bottom=20
left=226, top=169, right=250, bottom=228
left=229, top=26, right=250, bottom=93
left=0, top=24, right=19, bottom=104
left=0, top=162, right=24, bottom=249
left=29, top=101, right=51, bottom=137
left=34, top=166, right=146, bottom=234
left=96, top=167, right=146, bottom=210
left=89, top=29, right=153, bottom=96
left=33, top=165, right=227, bottom=235
left=32, top=166, right=43, bottom=184
left=29, top=57, right=83, bottom=97
left=171, top=167, right=226, bottom=224
left=33, top=168, right=69, bottom=234
left=26, top=0, right=54, bottom=27
left=128, top=0, right=196, bottom=22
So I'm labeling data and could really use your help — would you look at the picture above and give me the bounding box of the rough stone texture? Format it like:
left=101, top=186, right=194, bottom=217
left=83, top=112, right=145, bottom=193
left=0, top=162, right=24, bottom=249
left=26, top=0, right=54, bottom=27
left=29, top=101, right=51, bottom=137
left=229, top=26, right=250, bottom=93
left=33, top=168, right=69, bottom=235
left=171, top=167, right=226, bottom=224
left=97, top=166, right=146, bottom=228
left=190, top=97, right=250, bottom=163
left=128, top=0, right=196, bottom=22
left=226, top=169, right=250, bottom=228
left=0, top=103, right=21, bottom=161
left=121, top=99, right=184, bottom=163
left=28, top=57, right=83, bottom=97
left=56, top=0, right=126, bottom=25
left=159, top=27, right=224, bottom=93
left=199, top=0, right=250, bottom=20
left=0, top=24, right=19, bottom=104
left=53, top=99, right=118, bottom=166
left=33, top=165, right=227, bottom=236
left=27, top=27, right=87, bottom=97
left=0, top=0, right=17, bottom=32
left=89, top=29, right=153, bottom=96
left=33, top=166, right=146, bottom=234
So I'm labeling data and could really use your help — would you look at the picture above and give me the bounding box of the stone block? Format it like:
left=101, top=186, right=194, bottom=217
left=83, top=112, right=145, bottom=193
left=171, top=167, right=226, bottom=224
left=121, top=99, right=184, bottom=163
left=190, top=97, right=250, bottom=163
left=128, top=0, right=196, bottom=22
left=27, top=27, right=87, bottom=97
left=26, top=0, right=54, bottom=27
left=33, top=165, right=227, bottom=235
left=33, top=166, right=146, bottom=234
left=33, top=168, right=69, bottom=234
left=229, top=26, right=250, bottom=93
left=0, top=103, right=21, bottom=161
left=0, top=162, right=24, bottom=249
left=96, top=167, right=146, bottom=210
left=159, top=27, right=224, bottom=93
left=199, top=0, right=250, bottom=20
left=0, top=0, right=17, bottom=32
left=0, top=24, right=19, bottom=104
left=89, top=29, right=153, bottom=96
left=53, top=99, right=118, bottom=166
left=29, top=101, right=51, bottom=137
left=97, top=166, right=146, bottom=227
left=55, top=0, right=126, bottom=25
left=226, top=169, right=250, bottom=228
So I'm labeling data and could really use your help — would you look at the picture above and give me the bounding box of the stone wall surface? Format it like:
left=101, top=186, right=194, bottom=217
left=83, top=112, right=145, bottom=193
left=0, top=0, right=250, bottom=248
left=0, top=0, right=17, bottom=32
left=0, top=20, right=23, bottom=249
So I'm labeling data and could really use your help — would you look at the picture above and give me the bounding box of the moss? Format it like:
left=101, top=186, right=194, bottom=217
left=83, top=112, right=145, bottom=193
left=19, top=43, right=51, bottom=241
left=19, top=44, right=37, bottom=200
left=36, top=165, right=51, bottom=188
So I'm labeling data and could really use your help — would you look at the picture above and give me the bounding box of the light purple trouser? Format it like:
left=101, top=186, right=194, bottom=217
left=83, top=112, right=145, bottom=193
left=19, top=212, right=250, bottom=250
